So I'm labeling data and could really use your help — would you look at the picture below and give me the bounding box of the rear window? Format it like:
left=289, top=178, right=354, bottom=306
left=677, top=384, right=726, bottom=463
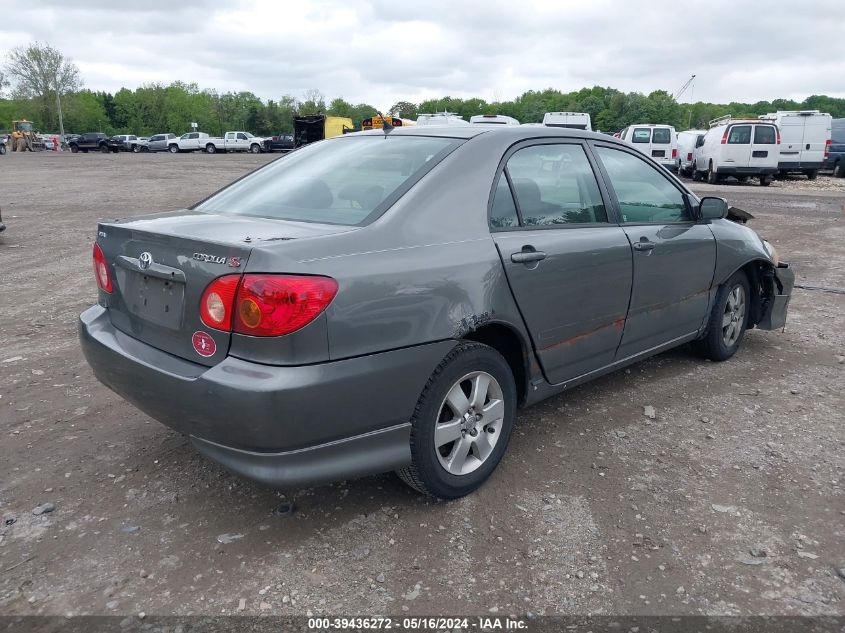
left=754, top=125, right=776, bottom=144
left=632, top=128, right=651, bottom=143
left=727, top=125, right=752, bottom=144
left=196, top=135, right=460, bottom=225
left=651, top=128, right=671, bottom=144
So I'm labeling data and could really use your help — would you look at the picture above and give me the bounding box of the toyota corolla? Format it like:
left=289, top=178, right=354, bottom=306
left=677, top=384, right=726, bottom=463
left=79, top=126, right=793, bottom=499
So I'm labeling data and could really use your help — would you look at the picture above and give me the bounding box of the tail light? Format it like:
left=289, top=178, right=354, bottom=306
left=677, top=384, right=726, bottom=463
left=824, top=138, right=830, bottom=160
left=776, top=128, right=781, bottom=145
left=200, top=274, right=338, bottom=337
left=92, top=242, right=113, bottom=293
left=672, top=148, right=677, bottom=159
left=720, top=129, right=728, bottom=144
left=687, top=152, right=693, bottom=161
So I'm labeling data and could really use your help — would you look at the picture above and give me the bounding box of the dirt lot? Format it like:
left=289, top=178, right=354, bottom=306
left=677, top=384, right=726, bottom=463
left=1, top=152, right=843, bottom=619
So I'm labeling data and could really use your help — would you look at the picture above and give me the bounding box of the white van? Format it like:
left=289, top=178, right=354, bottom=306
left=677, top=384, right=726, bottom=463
left=618, top=124, right=678, bottom=171
left=542, top=112, right=592, bottom=131
left=415, top=113, right=470, bottom=126
left=676, top=129, right=707, bottom=176
left=469, top=114, right=520, bottom=125
left=758, top=110, right=832, bottom=179
left=693, top=116, right=779, bottom=185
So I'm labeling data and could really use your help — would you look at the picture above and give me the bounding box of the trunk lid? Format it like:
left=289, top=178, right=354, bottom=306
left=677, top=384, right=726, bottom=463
left=97, top=209, right=352, bottom=366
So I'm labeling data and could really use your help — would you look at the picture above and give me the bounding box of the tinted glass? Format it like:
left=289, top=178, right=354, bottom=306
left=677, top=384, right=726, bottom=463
left=506, top=144, right=607, bottom=225
left=727, top=125, right=752, bottom=144
left=490, top=175, right=519, bottom=229
left=652, top=128, right=671, bottom=144
left=754, top=125, right=776, bottom=144
left=198, top=136, right=458, bottom=225
left=237, top=133, right=247, bottom=140
left=595, top=147, right=689, bottom=223
left=632, top=128, right=651, bottom=143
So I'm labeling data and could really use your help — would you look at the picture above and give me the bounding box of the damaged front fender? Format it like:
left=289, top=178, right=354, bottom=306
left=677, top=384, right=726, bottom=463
left=756, top=263, right=795, bottom=331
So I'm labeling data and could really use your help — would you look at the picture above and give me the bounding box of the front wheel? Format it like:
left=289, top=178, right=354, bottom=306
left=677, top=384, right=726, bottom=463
left=397, top=342, right=516, bottom=499
left=100, top=144, right=109, bottom=153
left=131, top=144, right=140, bottom=153
left=141, top=145, right=149, bottom=152
left=169, top=145, right=179, bottom=154
left=0, top=144, right=6, bottom=155
left=694, top=271, right=750, bottom=361
left=249, top=143, right=261, bottom=154
left=759, top=176, right=772, bottom=186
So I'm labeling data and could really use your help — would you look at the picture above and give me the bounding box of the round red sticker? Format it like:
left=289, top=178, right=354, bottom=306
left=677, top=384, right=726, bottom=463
left=192, top=331, right=217, bottom=357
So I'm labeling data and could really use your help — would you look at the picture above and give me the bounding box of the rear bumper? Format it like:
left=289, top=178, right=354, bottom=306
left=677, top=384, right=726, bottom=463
left=79, top=305, right=454, bottom=487
left=716, top=166, right=778, bottom=176
left=777, top=161, right=823, bottom=171
left=757, top=264, right=795, bottom=331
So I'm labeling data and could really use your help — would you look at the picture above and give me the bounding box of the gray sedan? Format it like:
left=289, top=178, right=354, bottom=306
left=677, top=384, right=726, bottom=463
left=79, top=126, right=794, bottom=499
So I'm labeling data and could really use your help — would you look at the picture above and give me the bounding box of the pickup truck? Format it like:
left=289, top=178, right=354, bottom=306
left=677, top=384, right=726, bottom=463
left=202, top=131, right=268, bottom=154
left=167, top=132, right=210, bottom=153
left=266, top=133, right=294, bottom=152
left=110, top=134, right=146, bottom=152
left=69, top=133, right=113, bottom=153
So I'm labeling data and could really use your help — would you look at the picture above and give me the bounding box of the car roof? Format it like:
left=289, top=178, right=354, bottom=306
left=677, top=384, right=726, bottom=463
left=353, top=126, right=617, bottom=143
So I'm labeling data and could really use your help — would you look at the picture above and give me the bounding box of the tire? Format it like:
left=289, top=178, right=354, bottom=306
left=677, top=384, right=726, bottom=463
left=834, top=162, right=843, bottom=178
left=141, top=145, right=149, bottom=153
left=694, top=271, right=751, bottom=362
left=205, top=144, right=216, bottom=154
left=169, top=144, right=179, bottom=154
left=692, top=168, right=702, bottom=181
left=759, top=176, right=772, bottom=186
left=0, top=143, right=5, bottom=155
left=131, top=144, right=140, bottom=153
left=706, top=162, right=717, bottom=184
left=807, top=170, right=818, bottom=180
left=397, top=342, right=516, bottom=499
left=737, top=176, right=749, bottom=184
left=100, top=144, right=109, bottom=154
left=249, top=143, right=261, bottom=154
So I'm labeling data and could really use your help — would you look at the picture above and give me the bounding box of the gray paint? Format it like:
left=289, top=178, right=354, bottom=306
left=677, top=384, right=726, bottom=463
left=79, top=125, right=791, bottom=489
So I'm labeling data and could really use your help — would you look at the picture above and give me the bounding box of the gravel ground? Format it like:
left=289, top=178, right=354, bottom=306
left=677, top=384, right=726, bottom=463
left=0, top=152, right=843, bottom=619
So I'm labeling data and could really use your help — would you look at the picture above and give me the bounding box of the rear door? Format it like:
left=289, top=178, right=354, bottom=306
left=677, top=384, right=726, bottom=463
left=777, top=114, right=803, bottom=167
left=490, top=141, right=633, bottom=385
left=630, top=127, right=652, bottom=158
left=801, top=115, right=831, bottom=167
left=750, top=124, right=778, bottom=170
left=592, top=143, right=716, bottom=358
left=649, top=127, right=672, bottom=163
left=723, top=124, right=753, bottom=168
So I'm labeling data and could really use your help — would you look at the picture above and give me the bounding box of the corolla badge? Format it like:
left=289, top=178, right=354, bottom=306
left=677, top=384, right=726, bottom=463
left=138, top=252, right=153, bottom=270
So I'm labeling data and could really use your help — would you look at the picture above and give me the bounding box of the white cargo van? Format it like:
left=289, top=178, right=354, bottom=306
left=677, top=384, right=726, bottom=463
left=759, top=110, right=832, bottom=179
left=542, top=112, right=592, bottom=131
left=693, top=116, right=779, bottom=185
left=676, top=129, right=707, bottom=176
left=469, top=114, right=520, bottom=125
left=415, top=113, right=470, bottom=126
left=618, top=124, right=678, bottom=171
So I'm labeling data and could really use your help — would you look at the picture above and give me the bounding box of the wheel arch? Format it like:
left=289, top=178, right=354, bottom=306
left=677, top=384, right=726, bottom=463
left=462, top=321, right=530, bottom=406
left=719, top=258, right=777, bottom=329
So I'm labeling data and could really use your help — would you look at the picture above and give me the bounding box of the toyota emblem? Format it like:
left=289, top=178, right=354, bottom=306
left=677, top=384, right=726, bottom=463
left=138, top=252, right=153, bottom=270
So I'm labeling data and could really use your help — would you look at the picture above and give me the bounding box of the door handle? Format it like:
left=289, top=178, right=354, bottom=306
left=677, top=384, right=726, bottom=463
left=633, top=238, right=655, bottom=252
left=511, top=250, right=547, bottom=263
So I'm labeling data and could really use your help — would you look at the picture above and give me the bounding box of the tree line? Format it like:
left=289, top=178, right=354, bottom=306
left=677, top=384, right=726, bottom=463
left=2, top=42, right=844, bottom=137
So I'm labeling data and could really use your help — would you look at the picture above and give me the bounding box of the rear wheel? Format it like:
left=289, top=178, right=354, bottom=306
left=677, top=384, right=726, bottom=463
left=807, top=170, right=818, bottom=180
left=169, top=144, right=179, bottom=154
left=694, top=271, right=750, bottom=361
left=206, top=144, right=216, bottom=154
left=0, top=144, right=5, bottom=155
left=397, top=342, right=516, bottom=499
left=759, top=176, right=772, bottom=186
left=706, top=162, right=718, bottom=184
left=834, top=162, right=843, bottom=178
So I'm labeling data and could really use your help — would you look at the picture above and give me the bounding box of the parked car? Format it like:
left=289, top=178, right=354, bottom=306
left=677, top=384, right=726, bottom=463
left=470, top=114, right=521, bottom=126
left=676, top=129, right=707, bottom=177
left=79, top=126, right=793, bottom=499
left=166, top=132, right=210, bottom=153
left=824, top=118, right=845, bottom=177
left=145, top=133, right=177, bottom=152
left=110, top=134, right=146, bottom=153
left=693, top=116, right=780, bottom=185
left=759, top=110, right=832, bottom=179
left=68, top=133, right=110, bottom=153
left=203, top=131, right=268, bottom=154
left=266, top=132, right=294, bottom=152
left=619, top=124, right=678, bottom=172
left=542, top=112, right=592, bottom=131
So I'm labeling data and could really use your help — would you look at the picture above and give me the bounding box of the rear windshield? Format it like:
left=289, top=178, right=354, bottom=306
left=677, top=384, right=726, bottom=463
left=632, top=128, right=651, bottom=143
left=727, top=125, right=752, bottom=144
left=196, top=135, right=460, bottom=225
left=651, top=128, right=671, bottom=144
left=754, top=125, right=776, bottom=144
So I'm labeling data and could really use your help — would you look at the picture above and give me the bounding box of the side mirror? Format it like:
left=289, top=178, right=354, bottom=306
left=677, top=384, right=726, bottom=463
left=699, top=196, right=729, bottom=220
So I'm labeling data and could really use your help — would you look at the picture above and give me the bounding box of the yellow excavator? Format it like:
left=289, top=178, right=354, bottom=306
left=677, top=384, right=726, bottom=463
left=11, top=120, right=45, bottom=151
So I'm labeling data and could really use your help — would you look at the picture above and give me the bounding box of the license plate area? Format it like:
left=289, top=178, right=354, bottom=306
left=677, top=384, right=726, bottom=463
left=753, top=151, right=768, bottom=158
left=117, top=269, right=185, bottom=329
left=652, top=150, right=665, bottom=157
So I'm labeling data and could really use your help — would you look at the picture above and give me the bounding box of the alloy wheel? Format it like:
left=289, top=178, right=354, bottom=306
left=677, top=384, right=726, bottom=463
left=721, top=285, right=746, bottom=347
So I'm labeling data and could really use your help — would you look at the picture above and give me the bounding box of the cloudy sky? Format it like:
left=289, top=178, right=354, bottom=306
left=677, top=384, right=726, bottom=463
left=2, top=0, right=843, bottom=110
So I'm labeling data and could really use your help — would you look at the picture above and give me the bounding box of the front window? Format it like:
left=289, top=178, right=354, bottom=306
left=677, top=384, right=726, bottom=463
left=727, top=125, right=752, bottom=144
left=197, top=136, right=460, bottom=225
left=632, top=128, right=651, bottom=143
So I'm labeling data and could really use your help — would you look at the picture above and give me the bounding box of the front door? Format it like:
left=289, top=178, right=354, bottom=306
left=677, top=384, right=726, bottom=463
left=591, top=144, right=716, bottom=359
left=490, top=142, right=633, bottom=385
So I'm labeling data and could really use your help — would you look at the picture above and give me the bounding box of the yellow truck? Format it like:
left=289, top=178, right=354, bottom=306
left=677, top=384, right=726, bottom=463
left=293, top=115, right=354, bottom=148
left=11, top=120, right=45, bottom=151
